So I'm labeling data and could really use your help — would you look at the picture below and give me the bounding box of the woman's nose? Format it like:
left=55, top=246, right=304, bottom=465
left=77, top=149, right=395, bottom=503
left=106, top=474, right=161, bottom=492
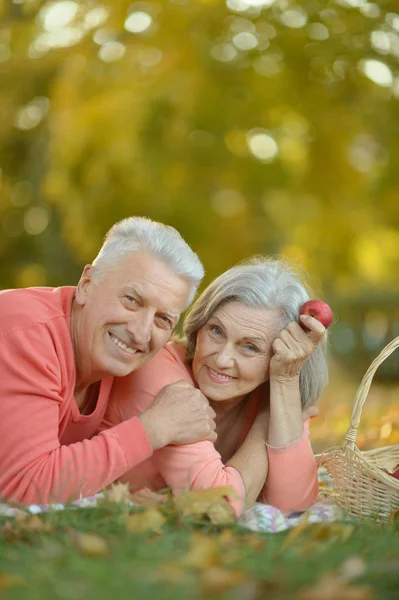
left=214, top=344, right=235, bottom=368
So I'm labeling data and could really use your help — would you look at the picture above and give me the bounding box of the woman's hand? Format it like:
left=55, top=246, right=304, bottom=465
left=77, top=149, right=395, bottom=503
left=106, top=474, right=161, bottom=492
left=269, top=315, right=326, bottom=384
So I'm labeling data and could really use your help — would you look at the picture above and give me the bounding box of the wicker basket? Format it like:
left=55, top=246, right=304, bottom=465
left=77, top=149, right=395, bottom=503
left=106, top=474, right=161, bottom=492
left=317, top=336, right=399, bottom=521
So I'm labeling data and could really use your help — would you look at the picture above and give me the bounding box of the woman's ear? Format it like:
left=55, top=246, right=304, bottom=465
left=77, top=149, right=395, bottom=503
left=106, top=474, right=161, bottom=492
left=302, top=405, right=319, bottom=421
left=75, top=265, right=93, bottom=307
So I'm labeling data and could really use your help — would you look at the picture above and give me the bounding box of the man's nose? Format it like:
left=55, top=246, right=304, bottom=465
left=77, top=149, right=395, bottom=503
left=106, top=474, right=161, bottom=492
left=214, top=344, right=235, bottom=368
left=126, top=310, right=153, bottom=346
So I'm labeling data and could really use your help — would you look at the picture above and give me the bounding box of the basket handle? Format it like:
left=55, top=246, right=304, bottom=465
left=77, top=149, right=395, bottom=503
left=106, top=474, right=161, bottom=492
left=343, top=335, right=399, bottom=451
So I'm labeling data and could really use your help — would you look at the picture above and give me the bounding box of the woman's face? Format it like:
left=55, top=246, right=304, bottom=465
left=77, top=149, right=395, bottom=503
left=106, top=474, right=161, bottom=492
left=192, top=302, right=282, bottom=403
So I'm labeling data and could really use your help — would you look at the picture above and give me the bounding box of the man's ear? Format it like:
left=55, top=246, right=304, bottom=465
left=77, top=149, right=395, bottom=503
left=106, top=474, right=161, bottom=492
left=75, top=265, right=94, bottom=307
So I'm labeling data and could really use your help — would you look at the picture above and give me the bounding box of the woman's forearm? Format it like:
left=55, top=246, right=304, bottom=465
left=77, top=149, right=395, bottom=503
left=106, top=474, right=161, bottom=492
left=268, top=375, right=304, bottom=448
left=226, top=412, right=269, bottom=509
left=261, top=421, right=319, bottom=512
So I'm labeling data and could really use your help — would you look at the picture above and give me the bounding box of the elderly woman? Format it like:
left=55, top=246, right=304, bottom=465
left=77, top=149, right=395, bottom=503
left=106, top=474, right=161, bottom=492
left=103, top=257, right=328, bottom=516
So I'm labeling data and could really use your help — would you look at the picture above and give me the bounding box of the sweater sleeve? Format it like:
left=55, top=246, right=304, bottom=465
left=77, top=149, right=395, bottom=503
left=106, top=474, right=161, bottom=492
left=154, top=443, right=245, bottom=517
left=259, top=419, right=318, bottom=513
left=101, top=345, right=246, bottom=517
left=0, top=325, right=153, bottom=505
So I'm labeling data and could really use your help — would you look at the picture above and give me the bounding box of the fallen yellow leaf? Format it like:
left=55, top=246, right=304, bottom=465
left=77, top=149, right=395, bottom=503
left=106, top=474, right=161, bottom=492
left=15, top=514, right=52, bottom=532
left=103, top=482, right=131, bottom=505
left=201, top=567, right=246, bottom=595
left=0, top=572, right=24, bottom=593
left=339, top=556, right=367, bottom=582
left=297, top=573, right=374, bottom=600
left=72, top=532, right=108, bottom=557
left=130, top=487, right=169, bottom=508
left=242, top=533, right=267, bottom=552
left=155, top=564, right=189, bottom=584
left=207, top=499, right=235, bottom=525
left=2, top=514, right=53, bottom=541
left=182, top=533, right=221, bottom=569
left=309, top=523, right=355, bottom=543
left=174, top=486, right=237, bottom=524
left=125, top=508, right=166, bottom=535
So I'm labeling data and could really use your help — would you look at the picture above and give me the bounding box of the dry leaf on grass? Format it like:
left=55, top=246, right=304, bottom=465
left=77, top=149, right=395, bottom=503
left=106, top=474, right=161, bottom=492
left=297, top=573, right=374, bottom=600
left=339, top=556, right=367, bottom=582
left=14, top=513, right=53, bottom=532
left=200, top=567, right=246, bottom=595
left=155, top=564, right=191, bottom=585
left=70, top=531, right=108, bottom=557
left=242, top=533, right=267, bottom=552
left=0, top=572, right=24, bottom=593
left=174, top=487, right=236, bottom=524
left=309, top=523, right=355, bottom=543
left=103, top=482, right=131, bottom=505
left=130, top=488, right=169, bottom=507
left=281, top=521, right=355, bottom=554
left=182, top=533, right=222, bottom=569
left=2, top=514, right=53, bottom=541
left=125, top=507, right=166, bottom=535
left=207, top=501, right=235, bottom=525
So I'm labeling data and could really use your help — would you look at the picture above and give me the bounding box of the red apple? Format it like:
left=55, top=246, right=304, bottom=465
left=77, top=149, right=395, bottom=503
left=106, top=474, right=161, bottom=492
left=390, top=465, right=399, bottom=480
left=299, top=300, right=333, bottom=330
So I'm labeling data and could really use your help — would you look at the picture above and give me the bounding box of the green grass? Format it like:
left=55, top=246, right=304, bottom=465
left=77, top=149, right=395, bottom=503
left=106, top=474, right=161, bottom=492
left=0, top=503, right=398, bottom=600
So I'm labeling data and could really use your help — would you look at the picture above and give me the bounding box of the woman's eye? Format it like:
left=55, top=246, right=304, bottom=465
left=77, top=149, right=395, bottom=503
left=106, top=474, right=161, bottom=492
left=244, top=343, right=258, bottom=353
left=210, top=325, right=222, bottom=336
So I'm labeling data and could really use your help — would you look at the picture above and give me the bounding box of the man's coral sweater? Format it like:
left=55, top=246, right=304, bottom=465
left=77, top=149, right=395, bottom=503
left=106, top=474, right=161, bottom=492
left=0, top=286, right=153, bottom=505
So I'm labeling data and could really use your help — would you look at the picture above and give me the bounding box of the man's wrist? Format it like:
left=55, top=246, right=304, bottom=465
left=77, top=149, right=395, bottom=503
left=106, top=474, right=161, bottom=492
left=138, top=409, right=169, bottom=451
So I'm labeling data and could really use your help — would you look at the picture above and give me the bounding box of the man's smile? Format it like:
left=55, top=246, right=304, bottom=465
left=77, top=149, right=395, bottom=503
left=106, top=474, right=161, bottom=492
left=109, top=333, right=138, bottom=355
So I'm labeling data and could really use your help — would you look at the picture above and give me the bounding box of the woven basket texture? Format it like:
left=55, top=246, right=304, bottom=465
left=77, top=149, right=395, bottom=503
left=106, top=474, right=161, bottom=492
left=317, top=336, right=399, bottom=521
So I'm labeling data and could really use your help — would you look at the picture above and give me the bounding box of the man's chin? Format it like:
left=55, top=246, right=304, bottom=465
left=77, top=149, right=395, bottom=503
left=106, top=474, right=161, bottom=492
left=108, top=353, right=156, bottom=377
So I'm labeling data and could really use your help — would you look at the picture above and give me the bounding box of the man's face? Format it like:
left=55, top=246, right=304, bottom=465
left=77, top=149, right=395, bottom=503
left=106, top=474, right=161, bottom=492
left=74, top=252, right=191, bottom=379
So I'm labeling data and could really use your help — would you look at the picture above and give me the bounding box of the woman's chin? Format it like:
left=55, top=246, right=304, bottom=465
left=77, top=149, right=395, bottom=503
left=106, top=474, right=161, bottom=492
left=198, top=382, right=237, bottom=402
left=198, top=380, right=254, bottom=405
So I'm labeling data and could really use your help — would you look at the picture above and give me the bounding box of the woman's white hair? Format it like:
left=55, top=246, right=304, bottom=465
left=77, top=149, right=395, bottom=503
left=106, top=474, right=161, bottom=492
left=184, top=256, right=328, bottom=408
left=92, top=217, right=204, bottom=306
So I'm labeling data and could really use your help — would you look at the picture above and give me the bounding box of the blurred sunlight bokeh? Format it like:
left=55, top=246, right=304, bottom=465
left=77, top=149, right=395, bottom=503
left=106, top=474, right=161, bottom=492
left=1, top=0, right=399, bottom=451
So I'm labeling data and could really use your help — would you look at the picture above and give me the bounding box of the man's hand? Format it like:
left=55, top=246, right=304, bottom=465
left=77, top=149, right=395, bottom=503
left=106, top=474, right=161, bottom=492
left=138, top=380, right=217, bottom=451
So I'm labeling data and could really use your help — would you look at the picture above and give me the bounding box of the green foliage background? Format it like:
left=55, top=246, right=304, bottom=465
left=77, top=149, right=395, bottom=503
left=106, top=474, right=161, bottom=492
left=1, top=0, right=399, bottom=375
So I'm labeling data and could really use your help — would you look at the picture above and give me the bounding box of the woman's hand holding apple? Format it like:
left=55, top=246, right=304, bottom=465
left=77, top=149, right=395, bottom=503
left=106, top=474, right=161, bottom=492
left=266, top=300, right=332, bottom=448
left=269, top=317, right=326, bottom=384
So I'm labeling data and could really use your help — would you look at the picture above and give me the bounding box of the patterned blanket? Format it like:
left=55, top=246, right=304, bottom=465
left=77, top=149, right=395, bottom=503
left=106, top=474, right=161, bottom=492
left=0, top=468, right=346, bottom=533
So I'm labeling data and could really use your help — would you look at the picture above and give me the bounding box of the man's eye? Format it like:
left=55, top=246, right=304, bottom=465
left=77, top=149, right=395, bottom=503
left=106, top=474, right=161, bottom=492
left=158, top=316, right=173, bottom=328
left=125, top=296, right=137, bottom=304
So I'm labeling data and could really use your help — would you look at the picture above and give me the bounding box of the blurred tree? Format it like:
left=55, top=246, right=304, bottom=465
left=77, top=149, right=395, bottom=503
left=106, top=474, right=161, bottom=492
left=1, top=0, right=399, bottom=374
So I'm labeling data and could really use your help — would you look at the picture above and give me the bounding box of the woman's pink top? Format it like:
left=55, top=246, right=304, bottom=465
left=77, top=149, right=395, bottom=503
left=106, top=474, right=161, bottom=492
left=102, top=342, right=319, bottom=516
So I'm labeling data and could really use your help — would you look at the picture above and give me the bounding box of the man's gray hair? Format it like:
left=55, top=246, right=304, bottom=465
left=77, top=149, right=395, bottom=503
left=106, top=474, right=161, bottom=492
left=184, top=256, right=328, bottom=408
left=92, top=217, right=204, bottom=306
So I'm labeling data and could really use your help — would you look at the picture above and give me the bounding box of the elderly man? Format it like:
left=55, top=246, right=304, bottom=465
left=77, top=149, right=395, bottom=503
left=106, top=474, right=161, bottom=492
left=0, top=217, right=216, bottom=505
